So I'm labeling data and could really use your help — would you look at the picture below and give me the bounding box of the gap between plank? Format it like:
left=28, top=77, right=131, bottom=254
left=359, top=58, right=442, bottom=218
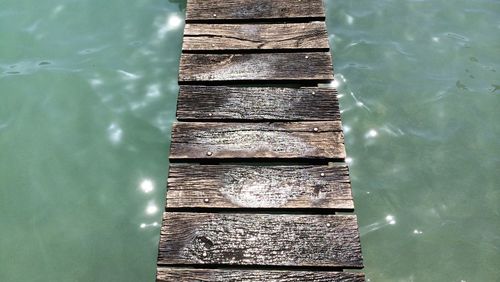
left=185, top=17, right=326, bottom=25
left=182, top=48, right=330, bottom=54
left=163, top=207, right=356, bottom=214
left=168, top=158, right=344, bottom=165
left=178, top=80, right=333, bottom=86
left=155, top=263, right=358, bottom=272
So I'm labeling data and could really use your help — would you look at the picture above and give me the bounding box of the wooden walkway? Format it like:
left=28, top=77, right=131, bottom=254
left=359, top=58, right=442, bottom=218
left=156, top=0, right=364, bottom=281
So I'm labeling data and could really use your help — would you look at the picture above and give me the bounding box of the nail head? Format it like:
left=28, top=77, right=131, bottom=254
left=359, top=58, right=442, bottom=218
left=204, top=198, right=210, bottom=203
left=313, top=127, right=319, bottom=132
left=207, top=151, right=213, bottom=156
left=320, top=173, right=325, bottom=177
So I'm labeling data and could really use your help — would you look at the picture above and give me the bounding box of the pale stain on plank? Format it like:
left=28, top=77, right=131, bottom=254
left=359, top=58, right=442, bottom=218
left=167, top=164, right=353, bottom=209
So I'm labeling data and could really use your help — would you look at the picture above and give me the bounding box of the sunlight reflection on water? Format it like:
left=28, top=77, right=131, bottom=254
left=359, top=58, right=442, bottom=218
left=327, top=0, right=500, bottom=280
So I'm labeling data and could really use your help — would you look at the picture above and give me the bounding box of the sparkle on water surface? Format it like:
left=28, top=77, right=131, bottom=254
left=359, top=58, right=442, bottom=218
left=0, top=0, right=499, bottom=281
left=326, top=0, right=500, bottom=280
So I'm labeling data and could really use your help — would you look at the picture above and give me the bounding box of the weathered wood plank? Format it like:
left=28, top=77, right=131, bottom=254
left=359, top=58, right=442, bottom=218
left=158, top=213, right=363, bottom=268
left=176, top=86, right=340, bottom=121
left=166, top=164, right=353, bottom=209
left=179, top=53, right=334, bottom=82
left=169, top=121, right=345, bottom=160
left=183, top=22, right=329, bottom=51
left=186, top=0, right=325, bottom=21
left=157, top=268, right=366, bottom=282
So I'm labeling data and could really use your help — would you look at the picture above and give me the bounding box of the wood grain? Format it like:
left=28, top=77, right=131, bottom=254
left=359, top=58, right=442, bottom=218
left=186, top=0, right=325, bottom=21
left=183, top=22, right=329, bottom=51
left=157, top=213, right=363, bottom=268
left=169, top=121, right=345, bottom=160
left=179, top=53, right=334, bottom=82
left=157, top=268, right=366, bottom=282
left=176, top=86, right=340, bottom=121
left=166, top=164, right=353, bottom=209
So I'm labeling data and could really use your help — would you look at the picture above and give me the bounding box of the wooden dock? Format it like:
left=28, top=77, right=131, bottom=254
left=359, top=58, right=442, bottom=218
left=156, top=0, right=364, bottom=281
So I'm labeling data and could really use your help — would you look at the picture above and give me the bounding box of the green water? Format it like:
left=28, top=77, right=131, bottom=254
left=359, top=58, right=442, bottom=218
left=0, top=0, right=498, bottom=281
left=1, top=1, right=184, bottom=281
left=326, top=0, right=500, bottom=281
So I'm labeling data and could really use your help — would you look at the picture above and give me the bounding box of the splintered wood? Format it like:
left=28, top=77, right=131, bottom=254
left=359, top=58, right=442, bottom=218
left=156, top=0, right=364, bottom=281
left=183, top=23, right=329, bottom=51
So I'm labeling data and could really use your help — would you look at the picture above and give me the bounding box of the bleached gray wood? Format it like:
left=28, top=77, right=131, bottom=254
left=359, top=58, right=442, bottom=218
left=157, top=268, right=366, bottom=282
left=157, top=213, right=363, bottom=268
left=169, top=121, right=346, bottom=160
left=183, top=22, right=329, bottom=50
left=166, top=164, right=353, bottom=209
left=176, top=86, right=340, bottom=121
left=179, top=53, right=334, bottom=82
left=186, top=0, right=325, bottom=21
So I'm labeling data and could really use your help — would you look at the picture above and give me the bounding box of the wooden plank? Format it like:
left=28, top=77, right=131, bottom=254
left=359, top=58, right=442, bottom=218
left=179, top=53, right=334, bottom=82
left=176, top=86, right=340, bottom=121
left=157, top=268, right=366, bottom=282
left=166, top=164, right=353, bottom=209
left=169, top=121, right=345, bottom=160
left=183, top=22, right=329, bottom=51
left=186, top=0, right=325, bottom=21
left=157, top=213, right=363, bottom=268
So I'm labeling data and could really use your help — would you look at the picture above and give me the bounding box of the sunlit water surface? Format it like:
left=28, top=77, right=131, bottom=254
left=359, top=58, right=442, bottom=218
left=326, top=0, right=500, bottom=281
left=1, top=0, right=184, bottom=281
left=1, top=0, right=499, bottom=281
